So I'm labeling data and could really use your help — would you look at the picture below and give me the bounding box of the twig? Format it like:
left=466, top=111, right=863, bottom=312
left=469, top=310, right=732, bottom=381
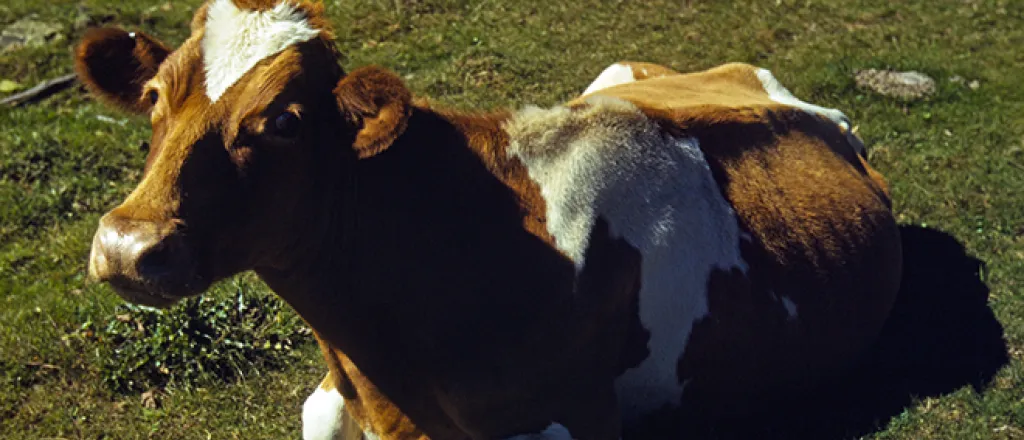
left=24, top=361, right=61, bottom=370
left=0, top=73, right=78, bottom=107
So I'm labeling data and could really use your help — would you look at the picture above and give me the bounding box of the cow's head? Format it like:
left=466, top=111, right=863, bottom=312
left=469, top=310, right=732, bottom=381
left=79, top=0, right=411, bottom=307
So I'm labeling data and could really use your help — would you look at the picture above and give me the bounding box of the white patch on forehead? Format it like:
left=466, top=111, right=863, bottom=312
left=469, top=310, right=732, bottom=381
left=302, top=384, right=346, bottom=440
left=202, top=0, right=321, bottom=102
left=755, top=68, right=865, bottom=155
left=506, top=96, right=747, bottom=422
left=503, top=423, right=574, bottom=440
left=582, top=63, right=636, bottom=96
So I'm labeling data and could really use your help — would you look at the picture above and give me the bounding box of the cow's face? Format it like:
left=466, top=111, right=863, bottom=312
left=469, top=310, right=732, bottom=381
left=79, top=0, right=411, bottom=307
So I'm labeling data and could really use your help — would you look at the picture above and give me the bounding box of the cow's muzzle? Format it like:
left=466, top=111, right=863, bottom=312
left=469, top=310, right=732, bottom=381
left=88, top=213, right=206, bottom=308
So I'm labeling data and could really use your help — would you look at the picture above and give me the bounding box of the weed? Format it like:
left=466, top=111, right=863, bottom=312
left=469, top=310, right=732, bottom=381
left=77, top=275, right=311, bottom=393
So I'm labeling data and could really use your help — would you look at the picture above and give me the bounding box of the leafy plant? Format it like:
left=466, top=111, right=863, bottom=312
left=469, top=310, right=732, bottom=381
left=80, top=275, right=312, bottom=393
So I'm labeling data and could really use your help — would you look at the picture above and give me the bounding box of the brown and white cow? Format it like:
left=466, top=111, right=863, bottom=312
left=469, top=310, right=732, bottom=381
left=76, top=1, right=902, bottom=439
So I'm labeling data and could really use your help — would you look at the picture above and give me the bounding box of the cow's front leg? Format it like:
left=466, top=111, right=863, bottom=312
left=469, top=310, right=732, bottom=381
left=303, top=373, right=366, bottom=440
left=302, top=374, right=346, bottom=440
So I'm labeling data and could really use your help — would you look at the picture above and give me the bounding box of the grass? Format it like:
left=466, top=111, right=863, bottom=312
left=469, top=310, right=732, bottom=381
left=1, top=0, right=1023, bottom=438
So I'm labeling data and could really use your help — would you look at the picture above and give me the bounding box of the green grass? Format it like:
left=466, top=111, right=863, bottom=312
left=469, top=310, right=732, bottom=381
left=2, top=0, right=1023, bottom=438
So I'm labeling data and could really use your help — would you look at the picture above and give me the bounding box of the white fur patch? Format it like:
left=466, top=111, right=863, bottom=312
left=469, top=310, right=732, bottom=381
left=202, top=0, right=321, bottom=102
left=503, top=423, right=575, bottom=440
left=302, top=386, right=346, bottom=440
left=755, top=68, right=865, bottom=155
left=582, top=63, right=636, bottom=96
left=506, top=96, right=747, bottom=422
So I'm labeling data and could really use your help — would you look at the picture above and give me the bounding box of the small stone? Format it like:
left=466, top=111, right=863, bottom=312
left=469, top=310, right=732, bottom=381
left=854, top=68, right=936, bottom=100
left=0, top=17, right=64, bottom=53
left=968, top=80, right=980, bottom=90
left=948, top=75, right=965, bottom=84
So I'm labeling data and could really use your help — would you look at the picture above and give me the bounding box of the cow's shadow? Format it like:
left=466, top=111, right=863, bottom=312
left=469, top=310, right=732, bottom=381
left=680, top=224, right=1010, bottom=439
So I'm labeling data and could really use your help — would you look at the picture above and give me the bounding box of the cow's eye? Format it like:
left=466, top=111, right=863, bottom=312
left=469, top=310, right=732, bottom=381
left=274, top=112, right=301, bottom=138
left=147, top=90, right=159, bottom=106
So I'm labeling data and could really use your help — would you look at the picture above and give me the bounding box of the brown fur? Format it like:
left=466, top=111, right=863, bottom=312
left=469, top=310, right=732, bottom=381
left=231, top=0, right=283, bottom=10
left=78, top=1, right=901, bottom=439
left=677, top=109, right=898, bottom=420
left=336, top=67, right=413, bottom=159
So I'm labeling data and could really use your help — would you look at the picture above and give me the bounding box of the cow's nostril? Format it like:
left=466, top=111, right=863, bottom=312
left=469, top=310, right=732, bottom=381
left=136, top=242, right=174, bottom=278
left=90, top=213, right=202, bottom=303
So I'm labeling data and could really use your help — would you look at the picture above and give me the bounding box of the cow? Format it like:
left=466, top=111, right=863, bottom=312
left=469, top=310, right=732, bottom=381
left=76, top=1, right=902, bottom=439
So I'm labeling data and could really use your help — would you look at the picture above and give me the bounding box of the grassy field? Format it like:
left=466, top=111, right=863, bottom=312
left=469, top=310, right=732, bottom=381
left=2, top=0, right=1023, bottom=438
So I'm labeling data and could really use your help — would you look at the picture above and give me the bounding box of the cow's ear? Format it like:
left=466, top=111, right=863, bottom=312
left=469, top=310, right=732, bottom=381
left=74, top=27, right=171, bottom=114
left=335, top=66, right=412, bottom=159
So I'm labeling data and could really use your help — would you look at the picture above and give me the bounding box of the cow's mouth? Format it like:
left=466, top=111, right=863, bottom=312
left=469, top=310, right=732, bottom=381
left=108, top=282, right=183, bottom=308
left=103, top=272, right=210, bottom=309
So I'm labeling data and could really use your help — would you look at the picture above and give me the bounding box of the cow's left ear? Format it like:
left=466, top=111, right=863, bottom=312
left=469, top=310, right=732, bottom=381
left=335, top=66, right=412, bottom=159
left=74, top=27, right=171, bottom=113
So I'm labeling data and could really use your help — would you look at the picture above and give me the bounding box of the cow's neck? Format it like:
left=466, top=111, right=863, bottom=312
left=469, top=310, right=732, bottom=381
left=258, top=103, right=574, bottom=372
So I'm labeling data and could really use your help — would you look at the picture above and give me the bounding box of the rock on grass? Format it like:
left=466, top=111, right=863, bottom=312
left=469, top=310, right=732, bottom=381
left=0, top=17, right=64, bottom=53
left=855, top=69, right=936, bottom=100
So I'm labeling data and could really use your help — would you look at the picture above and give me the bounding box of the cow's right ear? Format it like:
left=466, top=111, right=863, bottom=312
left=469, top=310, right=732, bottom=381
left=74, top=27, right=171, bottom=114
left=335, top=66, right=412, bottom=159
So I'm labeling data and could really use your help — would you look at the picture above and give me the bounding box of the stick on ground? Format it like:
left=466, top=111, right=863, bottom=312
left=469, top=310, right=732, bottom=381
left=0, top=73, right=78, bottom=107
